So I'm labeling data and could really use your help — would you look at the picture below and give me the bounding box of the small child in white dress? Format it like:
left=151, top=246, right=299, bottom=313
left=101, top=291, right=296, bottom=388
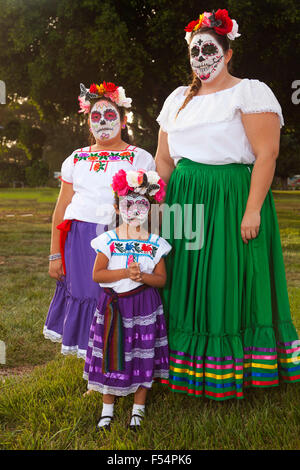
left=83, top=168, right=171, bottom=432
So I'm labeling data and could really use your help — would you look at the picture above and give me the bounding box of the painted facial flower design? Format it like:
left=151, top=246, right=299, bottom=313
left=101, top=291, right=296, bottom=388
left=190, top=33, right=225, bottom=82
left=119, top=194, right=150, bottom=227
left=90, top=100, right=120, bottom=141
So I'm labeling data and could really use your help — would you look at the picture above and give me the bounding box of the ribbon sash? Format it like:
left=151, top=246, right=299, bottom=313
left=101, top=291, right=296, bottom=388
left=102, top=285, right=149, bottom=374
left=56, top=219, right=73, bottom=275
left=102, top=293, right=124, bottom=373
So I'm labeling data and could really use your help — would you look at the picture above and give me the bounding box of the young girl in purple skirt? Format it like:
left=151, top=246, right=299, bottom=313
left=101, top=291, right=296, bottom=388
left=83, top=168, right=171, bottom=431
left=44, top=81, right=155, bottom=360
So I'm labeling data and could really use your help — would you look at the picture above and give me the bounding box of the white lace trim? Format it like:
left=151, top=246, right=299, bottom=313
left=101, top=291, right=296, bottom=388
left=89, top=347, right=103, bottom=359
left=155, top=336, right=168, bottom=348
left=90, top=347, right=156, bottom=361
left=83, top=379, right=153, bottom=396
left=157, top=79, right=284, bottom=132
left=43, top=326, right=62, bottom=343
left=89, top=336, right=167, bottom=351
left=125, top=349, right=154, bottom=361
left=95, top=304, right=164, bottom=328
left=153, top=370, right=169, bottom=379
left=83, top=371, right=169, bottom=395
left=61, top=344, right=86, bottom=360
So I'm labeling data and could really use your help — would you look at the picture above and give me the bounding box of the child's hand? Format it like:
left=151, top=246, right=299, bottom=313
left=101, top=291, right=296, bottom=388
left=128, top=262, right=142, bottom=282
left=49, top=259, right=64, bottom=280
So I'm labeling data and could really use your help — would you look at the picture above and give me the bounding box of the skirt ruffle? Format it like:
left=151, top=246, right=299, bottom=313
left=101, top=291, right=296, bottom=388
left=44, top=220, right=107, bottom=359
left=83, top=286, right=169, bottom=396
left=159, top=159, right=300, bottom=401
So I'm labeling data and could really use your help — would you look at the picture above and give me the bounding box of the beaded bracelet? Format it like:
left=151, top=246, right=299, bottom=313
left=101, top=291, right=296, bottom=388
left=49, top=253, right=62, bottom=261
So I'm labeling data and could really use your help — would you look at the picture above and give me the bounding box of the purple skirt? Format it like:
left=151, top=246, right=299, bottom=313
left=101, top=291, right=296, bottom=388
left=83, top=286, right=169, bottom=396
left=43, top=220, right=107, bottom=359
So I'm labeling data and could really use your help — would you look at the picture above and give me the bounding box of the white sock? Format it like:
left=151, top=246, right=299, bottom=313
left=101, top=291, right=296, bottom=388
left=98, top=403, right=114, bottom=427
left=130, top=403, right=145, bottom=426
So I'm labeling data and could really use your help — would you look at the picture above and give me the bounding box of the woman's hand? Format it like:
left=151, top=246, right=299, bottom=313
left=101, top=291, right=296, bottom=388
left=48, top=259, right=64, bottom=280
left=128, top=262, right=142, bottom=282
left=240, top=112, right=280, bottom=245
left=240, top=209, right=261, bottom=244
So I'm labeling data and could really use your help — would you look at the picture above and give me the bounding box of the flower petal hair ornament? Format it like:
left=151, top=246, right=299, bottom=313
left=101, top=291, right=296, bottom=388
left=112, top=169, right=166, bottom=203
left=184, top=9, right=241, bottom=44
left=78, top=81, right=132, bottom=115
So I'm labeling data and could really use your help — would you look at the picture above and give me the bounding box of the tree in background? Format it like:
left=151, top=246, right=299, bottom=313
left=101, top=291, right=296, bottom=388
left=0, top=96, right=87, bottom=186
left=0, top=0, right=299, bottom=178
left=276, top=132, right=300, bottom=189
left=0, top=98, right=48, bottom=185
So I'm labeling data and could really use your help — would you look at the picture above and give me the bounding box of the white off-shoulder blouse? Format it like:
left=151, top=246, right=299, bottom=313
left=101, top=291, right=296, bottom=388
left=156, top=78, right=284, bottom=165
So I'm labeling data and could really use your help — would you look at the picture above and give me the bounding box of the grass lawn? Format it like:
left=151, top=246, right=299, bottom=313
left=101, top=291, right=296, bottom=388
left=0, top=188, right=299, bottom=450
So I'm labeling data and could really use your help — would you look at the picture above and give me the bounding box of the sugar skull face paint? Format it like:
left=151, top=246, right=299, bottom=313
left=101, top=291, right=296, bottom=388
left=119, top=193, right=150, bottom=227
left=90, top=100, right=120, bottom=141
left=190, top=33, right=225, bottom=83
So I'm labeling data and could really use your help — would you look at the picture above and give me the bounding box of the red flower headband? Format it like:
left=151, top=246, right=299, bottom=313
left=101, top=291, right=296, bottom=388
left=78, top=81, right=132, bottom=114
left=185, top=9, right=241, bottom=43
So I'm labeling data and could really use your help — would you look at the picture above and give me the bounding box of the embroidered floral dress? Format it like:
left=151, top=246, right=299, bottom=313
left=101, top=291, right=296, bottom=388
left=60, top=144, right=155, bottom=225
left=83, top=230, right=172, bottom=395
left=44, top=145, right=155, bottom=359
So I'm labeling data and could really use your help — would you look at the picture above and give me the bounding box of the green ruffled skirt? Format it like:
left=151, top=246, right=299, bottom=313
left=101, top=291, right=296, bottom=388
left=159, top=158, right=300, bottom=401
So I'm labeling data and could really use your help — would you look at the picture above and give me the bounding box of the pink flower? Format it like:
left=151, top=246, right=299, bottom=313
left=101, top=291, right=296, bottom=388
left=105, top=89, right=119, bottom=103
left=154, top=178, right=167, bottom=202
left=202, top=11, right=212, bottom=27
left=112, top=169, right=133, bottom=196
left=128, top=255, right=134, bottom=265
left=110, top=242, right=115, bottom=253
left=78, top=96, right=91, bottom=114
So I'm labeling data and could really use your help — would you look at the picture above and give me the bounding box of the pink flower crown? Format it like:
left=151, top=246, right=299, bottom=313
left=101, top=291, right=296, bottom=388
left=185, top=9, right=241, bottom=44
left=78, top=81, right=132, bottom=115
left=111, top=169, right=166, bottom=203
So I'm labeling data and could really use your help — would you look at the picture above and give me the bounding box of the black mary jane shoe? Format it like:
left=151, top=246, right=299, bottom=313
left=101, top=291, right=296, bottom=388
left=128, top=414, right=144, bottom=432
left=96, top=416, right=113, bottom=433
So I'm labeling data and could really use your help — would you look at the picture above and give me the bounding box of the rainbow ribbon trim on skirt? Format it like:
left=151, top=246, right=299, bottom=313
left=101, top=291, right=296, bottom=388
left=156, top=341, right=300, bottom=401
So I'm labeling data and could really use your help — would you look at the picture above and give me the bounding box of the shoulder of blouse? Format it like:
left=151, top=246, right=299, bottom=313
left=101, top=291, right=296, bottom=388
left=169, top=85, right=189, bottom=100
left=133, top=147, right=155, bottom=167
left=237, top=78, right=284, bottom=126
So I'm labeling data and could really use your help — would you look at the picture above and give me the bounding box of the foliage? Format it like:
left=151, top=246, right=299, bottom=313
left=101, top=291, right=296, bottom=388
left=0, top=162, right=26, bottom=186
left=25, top=160, right=49, bottom=187
left=0, top=0, right=299, bottom=167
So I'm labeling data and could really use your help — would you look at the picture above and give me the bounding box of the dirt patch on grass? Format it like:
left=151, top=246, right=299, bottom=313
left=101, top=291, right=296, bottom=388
left=0, top=365, right=36, bottom=377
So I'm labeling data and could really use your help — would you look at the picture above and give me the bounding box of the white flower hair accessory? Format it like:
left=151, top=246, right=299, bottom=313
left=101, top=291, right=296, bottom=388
left=78, top=81, right=132, bottom=114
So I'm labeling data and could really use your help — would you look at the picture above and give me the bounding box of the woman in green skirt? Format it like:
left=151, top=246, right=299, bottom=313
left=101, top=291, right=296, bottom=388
left=154, top=9, right=300, bottom=400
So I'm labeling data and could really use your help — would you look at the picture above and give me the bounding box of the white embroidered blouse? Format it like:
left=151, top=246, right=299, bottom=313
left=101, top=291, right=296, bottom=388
left=60, top=145, right=155, bottom=225
left=156, top=78, right=284, bottom=165
left=90, top=230, right=172, bottom=293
